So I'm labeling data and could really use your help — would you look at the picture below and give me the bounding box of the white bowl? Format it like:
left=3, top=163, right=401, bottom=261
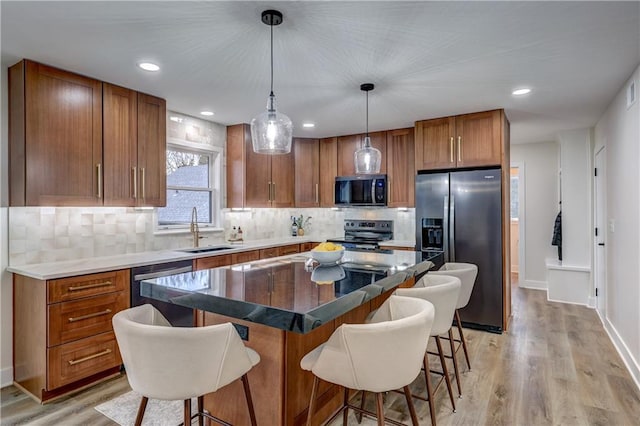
left=311, top=265, right=346, bottom=284
left=310, top=247, right=345, bottom=264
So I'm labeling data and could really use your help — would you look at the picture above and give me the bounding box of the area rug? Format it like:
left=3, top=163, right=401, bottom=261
left=95, top=391, right=195, bottom=426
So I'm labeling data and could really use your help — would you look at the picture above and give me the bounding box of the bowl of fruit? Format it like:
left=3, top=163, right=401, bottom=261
left=310, top=242, right=345, bottom=265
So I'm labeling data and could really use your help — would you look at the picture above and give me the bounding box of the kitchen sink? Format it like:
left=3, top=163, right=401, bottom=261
left=177, top=246, right=234, bottom=254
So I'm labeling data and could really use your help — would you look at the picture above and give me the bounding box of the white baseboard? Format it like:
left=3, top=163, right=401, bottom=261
left=1, top=367, right=13, bottom=388
left=519, top=279, right=547, bottom=290
left=597, top=311, right=640, bottom=392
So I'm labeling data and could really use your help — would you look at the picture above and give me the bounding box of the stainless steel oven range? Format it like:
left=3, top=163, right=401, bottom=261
left=327, top=219, right=393, bottom=252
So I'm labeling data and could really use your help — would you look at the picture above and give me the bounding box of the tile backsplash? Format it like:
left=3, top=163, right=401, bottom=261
left=8, top=207, right=415, bottom=266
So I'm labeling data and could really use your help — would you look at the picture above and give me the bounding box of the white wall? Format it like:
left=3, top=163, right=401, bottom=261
left=511, top=142, right=559, bottom=288
left=594, top=64, right=640, bottom=386
left=556, top=129, right=593, bottom=267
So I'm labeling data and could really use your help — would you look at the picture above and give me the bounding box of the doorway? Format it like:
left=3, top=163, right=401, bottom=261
left=510, top=164, right=525, bottom=286
left=594, top=147, right=606, bottom=317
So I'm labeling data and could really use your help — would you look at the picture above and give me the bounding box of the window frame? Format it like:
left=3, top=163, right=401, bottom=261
left=155, top=138, right=223, bottom=232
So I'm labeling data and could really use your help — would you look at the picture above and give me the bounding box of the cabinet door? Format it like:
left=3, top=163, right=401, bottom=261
left=387, top=128, right=415, bottom=207
left=455, top=110, right=502, bottom=168
left=318, top=137, right=337, bottom=207
left=271, top=150, right=295, bottom=208
left=137, top=93, right=167, bottom=207
left=22, top=61, right=103, bottom=206
left=414, top=117, right=455, bottom=171
left=245, top=136, right=272, bottom=208
left=337, top=134, right=361, bottom=176
left=226, top=124, right=248, bottom=208
left=103, top=83, right=137, bottom=206
left=294, top=138, right=319, bottom=207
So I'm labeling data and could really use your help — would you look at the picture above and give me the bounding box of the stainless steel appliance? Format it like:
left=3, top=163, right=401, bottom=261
left=327, top=219, right=393, bottom=252
left=131, top=260, right=194, bottom=326
left=335, top=174, right=387, bottom=207
left=415, top=168, right=503, bottom=333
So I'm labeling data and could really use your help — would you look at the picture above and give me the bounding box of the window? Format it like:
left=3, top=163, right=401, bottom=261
left=156, top=144, right=221, bottom=229
left=510, top=174, right=519, bottom=220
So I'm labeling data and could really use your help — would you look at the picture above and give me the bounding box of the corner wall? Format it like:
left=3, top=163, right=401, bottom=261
left=510, top=142, right=559, bottom=289
left=594, top=64, right=640, bottom=388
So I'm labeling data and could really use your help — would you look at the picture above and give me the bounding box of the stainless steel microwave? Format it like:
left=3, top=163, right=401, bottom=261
left=334, top=175, right=387, bottom=207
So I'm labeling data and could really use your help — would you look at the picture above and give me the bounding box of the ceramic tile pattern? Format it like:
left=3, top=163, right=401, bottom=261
left=9, top=207, right=415, bottom=265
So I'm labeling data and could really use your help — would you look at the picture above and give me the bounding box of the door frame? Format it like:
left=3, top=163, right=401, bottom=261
left=510, top=162, right=526, bottom=286
left=594, top=147, right=607, bottom=316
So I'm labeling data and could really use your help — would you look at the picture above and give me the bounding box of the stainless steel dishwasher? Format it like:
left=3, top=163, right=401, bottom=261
left=131, top=260, right=194, bottom=327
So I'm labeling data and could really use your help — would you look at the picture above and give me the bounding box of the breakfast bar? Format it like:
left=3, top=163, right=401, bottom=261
left=141, top=250, right=432, bottom=425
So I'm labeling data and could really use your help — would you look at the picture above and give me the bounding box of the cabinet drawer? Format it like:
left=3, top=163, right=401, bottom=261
left=195, top=255, right=231, bottom=271
left=48, top=292, right=128, bottom=346
left=232, top=250, right=260, bottom=264
left=279, top=244, right=300, bottom=256
left=259, top=248, right=279, bottom=259
left=48, top=270, right=128, bottom=303
left=47, top=332, right=121, bottom=390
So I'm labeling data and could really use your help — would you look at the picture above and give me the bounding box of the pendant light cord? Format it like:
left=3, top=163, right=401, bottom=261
left=365, top=90, right=369, bottom=137
left=270, top=21, right=274, bottom=96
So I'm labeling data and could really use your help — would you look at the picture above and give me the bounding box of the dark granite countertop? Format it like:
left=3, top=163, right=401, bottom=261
left=141, top=250, right=432, bottom=334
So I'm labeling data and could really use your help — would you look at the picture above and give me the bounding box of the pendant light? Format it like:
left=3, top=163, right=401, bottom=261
left=250, top=10, right=292, bottom=155
left=354, top=83, right=381, bottom=174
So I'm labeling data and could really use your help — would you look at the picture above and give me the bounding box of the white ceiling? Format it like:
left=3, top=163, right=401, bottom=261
left=2, top=1, right=639, bottom=144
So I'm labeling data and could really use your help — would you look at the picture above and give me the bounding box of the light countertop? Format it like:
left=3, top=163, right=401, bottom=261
left=6, top=237, right=317, bottom=280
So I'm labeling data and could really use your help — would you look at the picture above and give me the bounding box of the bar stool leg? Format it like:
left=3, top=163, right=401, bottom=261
left=184, top=398, right=191, bottom=426
left=241, top=374, right=257, bottom=426
left=375, top=393, right=385, bottom=426
left=197, top=396, right=204, bottom=426
left=134, top=396, right=148, bottom=426
left=403, top=385, right=420, bottom=426
left=435, top=336, right=456, bottom=412
left=343, top=387, right=350, bottom=425
left=306, top=376, right=320, bottom=426
left=423, top=353, right=436, bottom=426
left=448, top=328, right=462, bottom=397
left=456, top=310, right=471, bottom=370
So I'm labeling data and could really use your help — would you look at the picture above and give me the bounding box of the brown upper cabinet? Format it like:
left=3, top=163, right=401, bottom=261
left=337, top=131, right=387, bottom=176
left=103, top=85, right=167, bottom=207
left=294, top=138, right=320, bottom=207
left=415, top=109, right=504, bottom=171
left=386, top=128, right=415, bottom=207
left=9, top=60, right=166, bottom=207
left=318, top=137, right=337, bottom=207
left=226, top=124, right=294, bottom=208
left=9, top=60, right=103, bottom=206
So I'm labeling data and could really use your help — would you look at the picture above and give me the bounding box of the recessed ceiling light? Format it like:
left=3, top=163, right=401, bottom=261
left=302, top=123, right=315, bottom=128
left=200, top=111, right=214, bottom=116
left=512, top=88, right=531, bottom=96
left=138, top=62, right=160, bottom=72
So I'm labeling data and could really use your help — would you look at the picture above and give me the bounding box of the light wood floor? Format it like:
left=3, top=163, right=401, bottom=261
left=2, top=285, right=640, bottom=425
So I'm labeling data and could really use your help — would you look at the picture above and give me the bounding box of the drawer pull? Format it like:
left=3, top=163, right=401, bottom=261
left=68, top=349, right=112, bottom=366
left=68, top=309, right=112, bottom=323
left=67, top=281, right=112, bottom=292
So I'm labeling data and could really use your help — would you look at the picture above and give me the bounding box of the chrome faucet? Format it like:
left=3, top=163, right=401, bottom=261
left=190, top=207, right=200, bottom=248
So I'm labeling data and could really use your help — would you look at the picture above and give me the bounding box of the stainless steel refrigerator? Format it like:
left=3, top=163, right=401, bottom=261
left=415, top=168, right=503, bottom=333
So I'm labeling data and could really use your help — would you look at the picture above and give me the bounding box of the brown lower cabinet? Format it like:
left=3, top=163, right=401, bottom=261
left=13, top=270, right=129, bottom=402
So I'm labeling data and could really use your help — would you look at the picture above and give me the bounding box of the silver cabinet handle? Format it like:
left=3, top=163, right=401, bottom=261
left=457, top=136, right=462, bottom=163
left=315, top=183, right=319, bottom=204
left=450, top=137, right=454, bottom=163
left=132, top=166, right=137, bottom=199
left=68, top=349, right=111, bottom=365
left=140, top=167, right=146, bottom=201
left=68, top=309, right=112, bottom=323
left=96, top=164, right=102, bottom=198
left=68, top=281, right=112, bottom=292
left=268, top=182, right=272, bottom=202
left=272, top=183, right=276, bottom=202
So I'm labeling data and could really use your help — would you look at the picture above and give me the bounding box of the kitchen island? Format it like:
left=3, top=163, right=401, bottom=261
left=141, top=250, right=431, bottom=426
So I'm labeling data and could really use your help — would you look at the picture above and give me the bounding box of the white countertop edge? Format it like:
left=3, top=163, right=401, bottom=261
left=7, top=237, right=319, bottom=280
left=379, top=240, right=416, bottom=248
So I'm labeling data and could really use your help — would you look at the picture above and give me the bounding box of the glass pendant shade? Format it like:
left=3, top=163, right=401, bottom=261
left=354, top=136, right=382, bottom=174
left=355, top=83, right=381, bottom=174
left=251, top=93, right=292, bottom=154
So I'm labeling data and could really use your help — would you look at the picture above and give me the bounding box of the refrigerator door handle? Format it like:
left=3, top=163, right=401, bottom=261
left=450, top=195, right=456, bottom=261
left=443, top=195, right=450, bottom=261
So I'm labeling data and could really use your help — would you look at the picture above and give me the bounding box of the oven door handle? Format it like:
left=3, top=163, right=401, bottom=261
left=134, top=266, right=193, bottom=281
